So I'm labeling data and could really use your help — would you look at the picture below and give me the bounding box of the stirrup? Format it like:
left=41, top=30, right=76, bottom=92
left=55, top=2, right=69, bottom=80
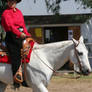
left=13, top=66, right=23, bottom=83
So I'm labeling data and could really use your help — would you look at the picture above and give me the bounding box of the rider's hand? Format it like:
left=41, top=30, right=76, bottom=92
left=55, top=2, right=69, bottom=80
left=20, top=33, right=26, bottom=39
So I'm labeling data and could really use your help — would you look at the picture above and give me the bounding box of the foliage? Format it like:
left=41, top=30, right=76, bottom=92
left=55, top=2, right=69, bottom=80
left=0, top=0, right=7, bottom=15
left=0, top=0, right=92, bottom=15
left=45, top=0, right=61, bottom=15
left=44, top=0, right=92, bottom=14
left=75, top=0, right=92, bottom=9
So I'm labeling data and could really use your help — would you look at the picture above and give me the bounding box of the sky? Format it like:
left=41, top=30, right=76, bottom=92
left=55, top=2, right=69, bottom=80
left=17, top=0, right=92, bottom=16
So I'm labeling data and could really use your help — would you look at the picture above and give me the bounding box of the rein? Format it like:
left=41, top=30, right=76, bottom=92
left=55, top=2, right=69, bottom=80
left=32, top=49, right=56, bottom=73
left=74, top=46, right=82, bottom=72
left=72, top=40, right=82, bottom=72
left=21, top=37, right=34, bottom=81
left=32, top=42, right=81, bottom=79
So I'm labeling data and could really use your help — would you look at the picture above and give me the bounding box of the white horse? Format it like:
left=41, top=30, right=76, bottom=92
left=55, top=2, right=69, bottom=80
left=0, top=36, right=91, bottom=92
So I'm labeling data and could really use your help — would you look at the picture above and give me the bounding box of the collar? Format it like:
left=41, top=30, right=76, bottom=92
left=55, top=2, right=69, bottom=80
left=7, top=7, right=18, bottom=12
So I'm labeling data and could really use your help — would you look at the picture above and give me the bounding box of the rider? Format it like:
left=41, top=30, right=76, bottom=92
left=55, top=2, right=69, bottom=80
left=1, top=0, right=31, bottom=86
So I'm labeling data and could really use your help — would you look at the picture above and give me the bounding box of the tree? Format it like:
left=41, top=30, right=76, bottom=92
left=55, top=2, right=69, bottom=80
left=44, top=0, right=61, bottom=15
left=40, top=0, right=92, bottom=14
left=0, top=0, right=92, bottom=15
left=75, top=0, right=92, bottom=9
left=44, top=0, right=92, bottom=14
left=0, top=0, right=7, bottom=16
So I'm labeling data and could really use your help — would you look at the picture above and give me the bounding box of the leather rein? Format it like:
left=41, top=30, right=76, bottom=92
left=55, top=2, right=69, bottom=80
left=32, top=40, right=82, bottom=78
left=72, top=40, right=82, bottom=73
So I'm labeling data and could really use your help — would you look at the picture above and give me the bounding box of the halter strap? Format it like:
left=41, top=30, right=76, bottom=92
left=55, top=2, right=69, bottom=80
left=33, top=40, right=82, bottom=73
left=72, top=40, right=82, bottom=72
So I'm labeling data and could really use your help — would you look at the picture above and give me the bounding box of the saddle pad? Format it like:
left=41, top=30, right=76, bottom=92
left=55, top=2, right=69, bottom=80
left=0, top=55, right=11, bottom=64
left=0, top=41, right=34, bottom=64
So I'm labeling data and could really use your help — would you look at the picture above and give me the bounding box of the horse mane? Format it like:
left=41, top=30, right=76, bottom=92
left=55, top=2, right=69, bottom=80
left=33, top=40, right=73, bottom=50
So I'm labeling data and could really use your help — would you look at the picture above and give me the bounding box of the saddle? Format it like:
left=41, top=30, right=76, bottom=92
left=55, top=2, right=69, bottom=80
left=21, top=38, right=33, bottom=57
left=15, top=38, right=34, bottom=84
left=0, top=38, right=34, bottom=61
left=0, top=38, right=34, bottom=84
left=0, top=43, right=9, bottom=63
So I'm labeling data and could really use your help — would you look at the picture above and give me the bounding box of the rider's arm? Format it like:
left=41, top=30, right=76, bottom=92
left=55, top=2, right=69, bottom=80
left=1, top=12, right=22, bottom=37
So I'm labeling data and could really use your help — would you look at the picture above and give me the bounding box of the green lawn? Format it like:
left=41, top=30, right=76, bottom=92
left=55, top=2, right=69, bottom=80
left=52, top=73, right=92, bottom=83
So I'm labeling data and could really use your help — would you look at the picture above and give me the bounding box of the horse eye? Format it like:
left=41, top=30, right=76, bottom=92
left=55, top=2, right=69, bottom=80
left=78, top=52, right=83, bottom=56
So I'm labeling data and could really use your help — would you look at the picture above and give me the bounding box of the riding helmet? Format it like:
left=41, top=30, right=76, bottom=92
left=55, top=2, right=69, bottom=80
left=1, top=0, right=22, bottom=3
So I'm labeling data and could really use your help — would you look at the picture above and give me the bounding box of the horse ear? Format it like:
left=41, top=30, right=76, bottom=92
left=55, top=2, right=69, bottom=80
left=79, top=36, right=84, bottom=43
left=72, top=38, right=78, bottom=46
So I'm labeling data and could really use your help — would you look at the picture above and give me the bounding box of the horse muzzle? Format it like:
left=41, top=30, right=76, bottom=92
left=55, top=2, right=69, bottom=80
left=75, top=69, right=91, bottom=75
left=81, top=69, right=91, bottom=75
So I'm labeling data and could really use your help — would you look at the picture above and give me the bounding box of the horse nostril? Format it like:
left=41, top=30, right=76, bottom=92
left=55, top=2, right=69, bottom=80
left=84, top=69, right=90, bottom=75
left=86, top=69, right=89, bottom=73
left=82, top=69, right=90, bottom=75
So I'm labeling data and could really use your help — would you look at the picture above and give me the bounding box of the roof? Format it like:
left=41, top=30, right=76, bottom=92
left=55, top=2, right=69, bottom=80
left=0, top=13, right=92, bottom=27
left=24, top=14, right=92, bottom=26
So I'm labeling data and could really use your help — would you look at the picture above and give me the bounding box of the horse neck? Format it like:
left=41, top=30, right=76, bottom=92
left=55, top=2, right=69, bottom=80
left=51, top=41, right=73, bottom=70
left=35, top=41, right=74, bottom=71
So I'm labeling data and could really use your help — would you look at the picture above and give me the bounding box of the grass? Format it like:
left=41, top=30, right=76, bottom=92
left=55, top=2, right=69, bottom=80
left=51, top=73, right=92, bottom=83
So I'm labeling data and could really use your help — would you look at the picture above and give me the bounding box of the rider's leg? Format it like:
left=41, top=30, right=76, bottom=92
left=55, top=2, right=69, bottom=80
left=7, top=44, right=21, bottom=75
left=5, top=32, right=23, bottom=84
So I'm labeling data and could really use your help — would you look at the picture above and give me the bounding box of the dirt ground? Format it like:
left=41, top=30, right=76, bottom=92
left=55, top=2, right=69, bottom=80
left=5, top=75, right=92, bottom=92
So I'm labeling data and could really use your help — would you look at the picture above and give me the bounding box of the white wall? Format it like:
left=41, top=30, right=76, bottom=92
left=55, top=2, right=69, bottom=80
left=81, top=18, right=92, bottom=67
left=81, top=19, right=92, bottom=43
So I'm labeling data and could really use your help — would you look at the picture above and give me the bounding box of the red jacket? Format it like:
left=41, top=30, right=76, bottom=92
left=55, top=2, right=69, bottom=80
left=1, top=7, right=31, bottom=38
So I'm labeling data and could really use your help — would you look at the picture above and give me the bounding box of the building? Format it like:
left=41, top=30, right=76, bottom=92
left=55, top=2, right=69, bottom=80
left=16, top=0, right=92, bottom=44
left=24, top=14, right=91, bottom=44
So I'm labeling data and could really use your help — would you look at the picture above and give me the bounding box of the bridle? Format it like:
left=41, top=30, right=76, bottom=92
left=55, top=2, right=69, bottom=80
left=72, top=40, right=82, bottom=73
left=21, top=37, right=82, bottom=78
left=33, top=40, right=83, bottom=74
left=31, top=40, right=82, bottom=79
left=32, top=41, right=81, bottom=79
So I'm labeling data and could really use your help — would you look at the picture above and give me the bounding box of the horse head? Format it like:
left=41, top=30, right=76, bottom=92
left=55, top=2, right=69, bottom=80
left=70, top=36, right=92, bottom=75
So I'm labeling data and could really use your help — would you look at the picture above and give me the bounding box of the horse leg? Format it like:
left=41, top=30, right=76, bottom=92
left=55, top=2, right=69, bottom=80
left=0, top=82, right=7, bottom=92
left=32, top=83, right=48, bottom=92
